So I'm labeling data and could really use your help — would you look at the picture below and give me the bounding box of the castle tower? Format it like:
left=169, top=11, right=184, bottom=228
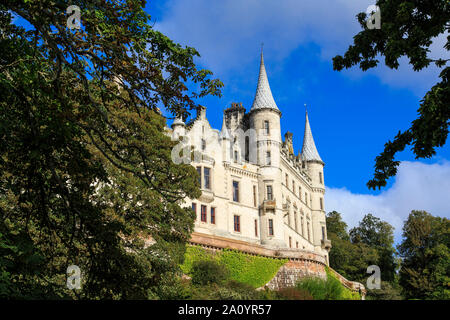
left=249, top=49, right=284, bottom=248
left=301, top=110, right=331, bottom=260
left=220, top=116, right=231, bottom=164
left=171, top=116, right=185, bottom=140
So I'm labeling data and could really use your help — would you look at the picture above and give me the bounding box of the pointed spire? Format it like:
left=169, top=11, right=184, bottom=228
left=220, top=116, right=230, bottom=140
left=301, top=110, right=323, bottom=162
left=250, top=47, right=279, bottom=111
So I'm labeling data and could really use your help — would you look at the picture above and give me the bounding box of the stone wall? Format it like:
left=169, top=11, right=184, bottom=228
left=190, top=231, right=366, bottom=299
left=262, top=260, right=326, bottom=291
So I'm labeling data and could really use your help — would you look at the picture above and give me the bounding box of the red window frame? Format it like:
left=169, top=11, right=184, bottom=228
left=201, top=205, right=207, bottom=222
left=234, top=215, right=240, bottom=232
left=210, top=207, right=216, bottom=224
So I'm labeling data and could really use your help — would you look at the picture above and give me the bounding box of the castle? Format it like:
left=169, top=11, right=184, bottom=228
left=168, top=51, right=331, bottom=266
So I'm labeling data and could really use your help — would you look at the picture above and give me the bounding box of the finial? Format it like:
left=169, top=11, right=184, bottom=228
left=304, top=103, right=308, bottom=113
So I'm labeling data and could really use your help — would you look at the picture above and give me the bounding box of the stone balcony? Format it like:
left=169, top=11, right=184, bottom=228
left=199, top=189, right=214, bottom=203
left=321, top=238, right=332, bottom=250
left=262, top=199, right=276, bottom=211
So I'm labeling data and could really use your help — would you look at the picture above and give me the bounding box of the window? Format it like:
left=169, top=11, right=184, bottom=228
left=266, top=185, right=273, bottom=201
left=234, top=215, right=240, bottom=232
left=299, top=187, right=302, bottom=200
left=245, top=136, right=249, bottom=161
left=285, top=174, right=289, bottom=186
left=254, top=219, right=258, bottom=237
left=301, top=216, right=304, bottom=236
left=192, top=203, right=197, bottom=220
left=266, top=151, right=271, bottom=165
left=289, top=236, right=292, bottom=248
left=201, top=138, right=206, bottom=151
left=319, top=172, right=323, bottom=184
left=204, top=167, right=210, bottom=190
left=296, top=241, right=299, bottom=249
left=232, top=181, right=239, bottom=202
left=201, top=205, right=207, bottom=222
left=322, top=226, right=326, bottom=240
left=292, top=180, right=295, bottom=192
left=305, top=192, right=308, bottom=205
left=294, top=211, right=298, bottom=232
left=196, top=167, right=202, bottom=187
left=307, top=222, right=310, bottom=241
left=320, top=197, right=323, bottom=210
left=264, top=120, right=270, bottom=135
left=268, top=219, right=274, bottom=236
left=211, top=207, right=216, bottom=224
left=253, top=186, right=257, bottom=207
left=234, top=150, right=238, bottom=162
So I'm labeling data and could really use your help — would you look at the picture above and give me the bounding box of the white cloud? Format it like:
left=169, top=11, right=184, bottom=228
left=326, top=161, right=450, bottom=243
left=154, top=0, right=447, bottom=94
left=155, top=0, right=371, bottom=72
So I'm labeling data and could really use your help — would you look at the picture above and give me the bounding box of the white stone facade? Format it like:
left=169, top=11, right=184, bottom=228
left=168, top=52, right=331, bottom=264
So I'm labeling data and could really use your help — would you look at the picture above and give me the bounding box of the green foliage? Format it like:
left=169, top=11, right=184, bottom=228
left=326, top=211, right=350, bottom=241
left=0, top=0, right=221, bottom=299
left=275, top=287, right=313, bottom=300
left=219, top=250, right=287, bottom=288
left=180, top=279, right=264, bottom=300
left=332, top=0, right=450, bottom=189
left=398, top=210, right=450, bottom=300
left=181, top=246, right=287, bottom=288
left=350, top=213, right=397, bottom=282
left=366, top=281, right=403, bottom=300
left=326, top=212, right=379, bottom=283
left=191, top=260, right=229, bottom=286
left=295, top=269, right=360, bottom=300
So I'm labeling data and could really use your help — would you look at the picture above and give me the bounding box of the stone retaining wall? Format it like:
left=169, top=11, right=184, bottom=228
left=189, top=232, right=366, bottom=299
left=262, top=260, right=327, bottom=291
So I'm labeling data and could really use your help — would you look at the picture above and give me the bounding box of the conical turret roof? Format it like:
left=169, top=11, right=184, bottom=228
left=250, top=50, right=279, bottom=111
left=220, top=117, right=230, bottom=140
left=301, top=111, right=322, bottom=162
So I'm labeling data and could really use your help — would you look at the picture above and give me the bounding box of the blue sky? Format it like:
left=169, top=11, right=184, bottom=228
left=147, top=0, right=449, bottom=241
left=11, top=1, right=449, bottom=242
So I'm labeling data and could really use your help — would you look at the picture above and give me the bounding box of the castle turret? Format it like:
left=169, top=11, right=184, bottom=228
left=249, top=49, right=284, bottom=248
left=220, top=116, right=231, bottom=163
left=171, top=116, right=185, bottom=140
left=301, top=110, right=330, bottom=261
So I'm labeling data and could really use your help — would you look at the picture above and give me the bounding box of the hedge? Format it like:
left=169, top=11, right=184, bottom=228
left=180, top=245, right=287, bottom=288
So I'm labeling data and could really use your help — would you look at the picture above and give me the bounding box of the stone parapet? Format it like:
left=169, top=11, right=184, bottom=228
left=190, top=232, right=326, bottom=264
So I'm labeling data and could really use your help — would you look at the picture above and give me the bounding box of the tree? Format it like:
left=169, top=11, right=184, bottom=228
left=0, top=0, right=221, bottom=299
left=326, top=211, right=350, bottom=241
left=397, top=210, right=450, bottom=300
left=326, top=212, right=379, bottom=283
left=350, top=214, right=397, bottom=282
left=333, top=0, right=450, bottom=189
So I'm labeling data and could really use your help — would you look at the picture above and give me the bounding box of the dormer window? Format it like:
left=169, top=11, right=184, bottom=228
left=264, top=120, right=270, bottom=135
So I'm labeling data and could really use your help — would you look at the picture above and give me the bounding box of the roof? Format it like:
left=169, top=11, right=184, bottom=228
left=250, top=50, right=279, bottom=112
left=301, top=111, right=323, bottom=162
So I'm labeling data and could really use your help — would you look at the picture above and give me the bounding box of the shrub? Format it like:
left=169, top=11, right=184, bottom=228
left=276, top=287, right=313, bottom=300
left=296, top=271, right=362, bottom=300
left=181, top=246, right=287, bottom=288
left=191, top=260, right=229, bottom=286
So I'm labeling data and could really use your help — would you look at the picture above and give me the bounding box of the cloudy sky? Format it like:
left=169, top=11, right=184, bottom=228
left=146, top=0, right=450, bottom=243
